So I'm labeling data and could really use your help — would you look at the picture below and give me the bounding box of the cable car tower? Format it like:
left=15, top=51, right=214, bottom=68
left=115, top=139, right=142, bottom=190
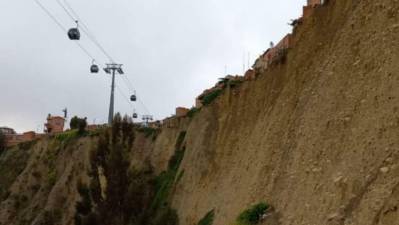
left=142, top=115, right=153, bottom=127
left=104, top=63, right=124, bottom=125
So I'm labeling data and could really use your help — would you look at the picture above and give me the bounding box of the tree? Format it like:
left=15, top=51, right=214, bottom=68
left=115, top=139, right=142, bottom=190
left=0, top=132, right=6, bottom=154
left=70, top=116, right=88, bottom=134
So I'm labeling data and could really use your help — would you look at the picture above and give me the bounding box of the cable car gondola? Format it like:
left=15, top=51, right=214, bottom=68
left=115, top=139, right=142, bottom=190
left=133, top=113, right=138, bottom=119
left=68, top=21, right=80, bottom=40
left=90, top=60, right=99, bottom=73
left=130, top=92, right=137, bottom=102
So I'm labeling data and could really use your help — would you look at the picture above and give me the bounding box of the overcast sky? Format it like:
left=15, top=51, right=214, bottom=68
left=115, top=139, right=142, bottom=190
left=0, top=0, right=305, bottom=133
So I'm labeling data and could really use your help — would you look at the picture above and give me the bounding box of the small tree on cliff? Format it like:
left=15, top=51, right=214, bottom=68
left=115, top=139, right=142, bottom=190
left=70, top=116, right=87, bottom=134
left=0, top=132, right=6, bottom=155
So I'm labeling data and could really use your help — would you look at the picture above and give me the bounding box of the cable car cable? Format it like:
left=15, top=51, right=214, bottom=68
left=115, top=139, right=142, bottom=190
left=33, top=0, right=96, bottom=61
left=35, top=0, right=152, bottom=118
left=55, top=0, right=152, bottom=117
left=57, top=0, right=116, bottom=63
left=120, top=75, right=151, bottom=115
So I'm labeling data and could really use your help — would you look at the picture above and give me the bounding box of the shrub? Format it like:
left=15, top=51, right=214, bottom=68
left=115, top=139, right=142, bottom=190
left=201, top=89, right=223, bottom=106
left=236, top=202, right=269, bottom=225
left=70, top=116, right=87, bottom=134
left=228, top=79, right=243, bottom=88
left=76, top=181, right=92, bottom=216
left=197, top=209, right=215, bottom=225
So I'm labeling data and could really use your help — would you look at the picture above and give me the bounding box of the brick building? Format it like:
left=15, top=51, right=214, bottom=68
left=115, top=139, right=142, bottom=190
left=253, top=34, right=293, bottom=72
left=0, top=127, right=16, bottom=135
left=44, top=114, right=65, bottom=134
left=0, top=127, right=38, bottom=147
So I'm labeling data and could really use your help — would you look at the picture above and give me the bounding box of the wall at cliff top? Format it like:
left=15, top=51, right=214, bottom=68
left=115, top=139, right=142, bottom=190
left=1, top=0, right=399, bottom=225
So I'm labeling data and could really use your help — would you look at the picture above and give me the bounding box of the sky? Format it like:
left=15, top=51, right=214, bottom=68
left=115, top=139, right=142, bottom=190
left=0, top=0, right=306, bottom=133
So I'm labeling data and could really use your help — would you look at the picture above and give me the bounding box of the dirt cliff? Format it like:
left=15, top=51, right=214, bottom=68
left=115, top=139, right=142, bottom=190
left=1, top=0, right=399, bottom=225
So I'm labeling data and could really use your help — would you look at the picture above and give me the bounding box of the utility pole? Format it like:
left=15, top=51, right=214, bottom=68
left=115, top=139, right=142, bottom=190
left=104, top=63, right=124, bottom=125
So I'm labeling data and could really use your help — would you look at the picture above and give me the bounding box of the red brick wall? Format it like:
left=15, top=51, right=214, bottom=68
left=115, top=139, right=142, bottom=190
left=22, top=131, right=36, bottom=141
left=303, top=5, right=314, bottom=18
left=46, top=117, right=65, bottom=134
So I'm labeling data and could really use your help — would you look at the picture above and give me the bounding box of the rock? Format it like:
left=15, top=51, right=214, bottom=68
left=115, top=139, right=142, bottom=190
left=333, top=176, right=344, bottom=183
left=380, top=167, right=390, bottom=173
left=327, top=212, right=341, bottom=221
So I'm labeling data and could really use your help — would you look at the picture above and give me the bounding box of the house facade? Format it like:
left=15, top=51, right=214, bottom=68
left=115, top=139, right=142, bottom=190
left=44, top=115, right=65, bottom=134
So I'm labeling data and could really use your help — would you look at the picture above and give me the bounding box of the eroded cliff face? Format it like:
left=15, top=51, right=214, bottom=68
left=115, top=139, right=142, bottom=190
left=169, top=1, right=399, bottom=225
left=1, top=0, right=399, bottom=225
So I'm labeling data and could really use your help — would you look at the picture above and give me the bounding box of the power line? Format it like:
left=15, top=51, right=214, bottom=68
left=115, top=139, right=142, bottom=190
left=35, top=0, right=153, bottom=119
left=33, top=0, right=95, bottom=61
left=116, top=85, right=133, bottom=107
left=120, top=75, right=151, bottom=115
left=57, top=0, right=116, bottom=63
left=55, top=0, right=75, bottom=22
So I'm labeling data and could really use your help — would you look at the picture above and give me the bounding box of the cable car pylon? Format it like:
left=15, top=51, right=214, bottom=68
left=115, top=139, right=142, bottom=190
left=104, top=63, right=124, bottom=125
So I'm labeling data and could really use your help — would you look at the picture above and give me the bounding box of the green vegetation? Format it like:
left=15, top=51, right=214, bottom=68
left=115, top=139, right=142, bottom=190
left=201, top=89, right=223, bottom=106
left=70, top=116, right=88, bottom=135
left=197, top=209, right=215, bottom=225
left=236, top=202, right=269, bottom=225
left=0, top=132, right=6, bottom=155
left=17, top=140, right=38, bottom=151
left=187, top=107, right=200, bottom=118
left=74, top=117, right=186, bottom=225
left=175, top=170, right=185, bottom=184
left=138, top=126, right=158, bottom=138
left=47, top=169, right=57, bottom=187
left=75, top=181, right=92, bottom=216
left=228, top=79, right=243, bottom=88
left=55, top=129, right=79, bottom=143
left=0, top=149, right=30, bottom=200
left=151, top=131, right=186, bottom=210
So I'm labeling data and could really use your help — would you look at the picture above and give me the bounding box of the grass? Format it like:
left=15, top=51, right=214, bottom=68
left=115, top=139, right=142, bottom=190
left=150, top=131, right=186, bottom=211
left=236, top=202, right=269, bottom=225
left=197, top=209, right=215, bottom=225
left=55, top=129, right=79, bottom=143
left=175, top=170, right=184, bottom=184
